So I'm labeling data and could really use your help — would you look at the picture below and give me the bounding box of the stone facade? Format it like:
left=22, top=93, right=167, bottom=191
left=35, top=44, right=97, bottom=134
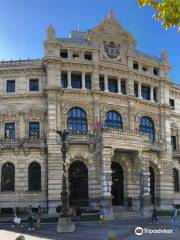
left=0, top=10, right=180, bottom=216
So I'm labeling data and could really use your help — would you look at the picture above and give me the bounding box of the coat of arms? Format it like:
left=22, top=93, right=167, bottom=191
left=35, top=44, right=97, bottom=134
left=104, top=41, right=120, bottom=59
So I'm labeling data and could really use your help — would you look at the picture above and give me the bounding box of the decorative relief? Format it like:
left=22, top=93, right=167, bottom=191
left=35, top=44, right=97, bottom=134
left=103, top=41, right=121, bottom=60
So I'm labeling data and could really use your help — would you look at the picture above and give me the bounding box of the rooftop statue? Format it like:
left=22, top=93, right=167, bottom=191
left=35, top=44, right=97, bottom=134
left=47, top=25, right=55, bottom=40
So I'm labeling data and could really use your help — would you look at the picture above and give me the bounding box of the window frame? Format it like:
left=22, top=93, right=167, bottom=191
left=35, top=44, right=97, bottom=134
left=29, top=122, right=40, bottom=138
left=4, top=122, right=16, bottom=139
left=29, top=79, right=39, bottom=92
left=139, top=116, right=155, bottom=142
left=105, top=111, right=123, bottom=129
left=6, top=80, right=15, bottom=93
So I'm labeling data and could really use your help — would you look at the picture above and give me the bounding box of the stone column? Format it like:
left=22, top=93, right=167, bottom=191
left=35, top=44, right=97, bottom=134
left=138, top=82, right=142, bottom=98
left=92, top=65, right=100, bottom=90
left=67, top=71, right=72, bottom=89
left=104, top=75, right=109, bottom=92
left=57, top=67, right=62, bottom=87
left=47, top=62, right=57, bottom=86
left=150, top=86, right=154, bottom=101
left=118, top=77, right=121, bottom=94
left=137, top=151, right=151, bottom=217
left=19, top=113, right=25, bottom=138
left=100, top=147, right=113, bottom=217
left=127, top=78, right=135, bottom=96
left=82, top=72, right=86, bottom=89
left=47, top=92, right=62, bottom=215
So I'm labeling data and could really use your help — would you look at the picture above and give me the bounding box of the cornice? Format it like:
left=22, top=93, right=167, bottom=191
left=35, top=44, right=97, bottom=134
left=0, top=67, right=45, bottom=75
left=0, top=93, right=44, bottom=100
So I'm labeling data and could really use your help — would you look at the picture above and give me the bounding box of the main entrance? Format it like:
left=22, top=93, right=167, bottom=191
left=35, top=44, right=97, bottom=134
left=68, top=161, right=89, bottom=207
left=111, top=162, right=124, bottom=205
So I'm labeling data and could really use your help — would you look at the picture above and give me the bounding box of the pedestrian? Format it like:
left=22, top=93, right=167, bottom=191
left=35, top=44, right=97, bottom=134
left=36, top=205, right=42, bottom=230
left=99, top=205, right=107, bottom=225
left=12, top=207, right=22, bottom=228
left=75, top=206, right=82, bottom=226
left=68, top=206, right=76, bottom=222
left=151, top=208, right=158, bottom=224
left=28, top=205, right=34, bottom=231
left=171, top=204, right=179, bottom=231
left=127, top=197, right=132, bottom=211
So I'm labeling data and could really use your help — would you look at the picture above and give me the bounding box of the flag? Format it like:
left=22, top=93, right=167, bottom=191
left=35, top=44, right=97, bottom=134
left=94, top=110, right=103, bottom=134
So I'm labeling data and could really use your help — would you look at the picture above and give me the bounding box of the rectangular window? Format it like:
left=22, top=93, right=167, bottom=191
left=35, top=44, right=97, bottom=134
left=29, top=122, right=40, bottom=138
left=84, top=52, right=92, bottom=60
left=133, top=61, right=139, bottom=70
left=171, top=136, right=177, bottom=151
left=108, top=79, right=118, bottom=93
left=169, top=99, right=175, bottom=109
left=71, top=74, right=82, bottom=89
left=99, top=76, right=104, bottom=91
left=7, top=80, right=15, bottom=93
left=141, top=85, right=150, bottom=100
left=61, top=73, right=68, bottom=88
left=121, top=80, right=126, bottom=95
left=85, top=75, right=91, bottom=89
left=29, top=79, right=39, bottom=91
left=134, top=82, right=138, bottom=97
left=5, top=123, right=15, bottom=139
left=60, top=49, right=68, bottom=58
left=153, top=67, right=159, bottom=76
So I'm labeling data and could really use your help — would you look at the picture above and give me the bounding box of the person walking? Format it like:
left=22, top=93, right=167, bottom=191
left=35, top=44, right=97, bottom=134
left=75, top=206, right=82, bottom=226
left=12, top=207, right=22, bottom=228
left=99, top=205, right=106, bottom=225
left=171, top=204, right=179, bottom=231
left=127, top=197, right=133, bottom=211
left=151, top=208, right=158, bottom=224
left=36, top=206, right=42, bottom=230
left=28, top=205, right=34, bottom=231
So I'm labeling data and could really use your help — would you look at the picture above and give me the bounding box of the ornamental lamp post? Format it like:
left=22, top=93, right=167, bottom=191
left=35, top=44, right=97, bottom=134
left=55, top=129, right=75, bottom=233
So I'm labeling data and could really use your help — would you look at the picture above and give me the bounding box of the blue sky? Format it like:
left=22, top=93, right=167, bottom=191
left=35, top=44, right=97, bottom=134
left=0, top=0, right=179, bottom=83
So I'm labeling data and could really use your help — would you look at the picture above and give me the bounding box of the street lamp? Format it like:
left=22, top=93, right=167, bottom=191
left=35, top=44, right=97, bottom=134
left=55, top=129, right=75, bottom=233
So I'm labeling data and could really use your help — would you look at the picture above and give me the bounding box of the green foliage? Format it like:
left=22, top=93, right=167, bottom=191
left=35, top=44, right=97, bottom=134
left=138, top=0, right=180, bottom=31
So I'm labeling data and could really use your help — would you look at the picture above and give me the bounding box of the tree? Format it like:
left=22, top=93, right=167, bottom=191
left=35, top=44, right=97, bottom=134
left=138, top=0, right=180, bottom=31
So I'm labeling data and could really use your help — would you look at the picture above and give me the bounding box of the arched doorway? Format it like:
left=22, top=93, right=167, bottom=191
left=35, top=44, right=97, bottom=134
left=111, top=162, right=124, bottom=205
left=149, top=166, right=155, bottom=204
left=68, top=161, right=89, bottom=207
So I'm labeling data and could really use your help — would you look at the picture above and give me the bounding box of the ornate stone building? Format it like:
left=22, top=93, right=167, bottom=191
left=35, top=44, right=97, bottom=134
left=0, top=10, right=180, bottom=216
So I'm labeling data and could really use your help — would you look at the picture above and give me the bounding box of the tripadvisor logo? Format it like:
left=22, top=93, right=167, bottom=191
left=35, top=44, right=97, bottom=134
left=135, top=227, right=144, bottom=236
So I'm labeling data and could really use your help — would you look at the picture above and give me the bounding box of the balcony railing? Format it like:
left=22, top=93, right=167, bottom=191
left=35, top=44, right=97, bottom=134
left=0, top=138, right=46, bottom=148
left=68, top=131, right=94, bottom=144
left=101, top=128, right=149, bottom=139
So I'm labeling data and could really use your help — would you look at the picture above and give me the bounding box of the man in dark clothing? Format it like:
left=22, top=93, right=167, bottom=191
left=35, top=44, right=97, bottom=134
left=75, top=207, right=82, bottom=226
left=127, top=197, right=133, bottom=211
left=151, top=208, right=158, bottom=224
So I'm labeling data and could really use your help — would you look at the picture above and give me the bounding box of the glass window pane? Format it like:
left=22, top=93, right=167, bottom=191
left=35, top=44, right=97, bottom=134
left=105, top=111, right=122, bottom=129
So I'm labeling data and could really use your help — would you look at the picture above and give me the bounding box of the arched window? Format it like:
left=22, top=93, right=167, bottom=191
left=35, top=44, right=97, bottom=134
left=139, top=116, right=155, bottom=141
left=1, top=162, right=15, bottom=191
left=105, top=111, right=123, bottom=129
left=28, top=162, right=41, bottom=191
left=173, top=168, right=179, bottom=192
left=67, top=107, right=87, bottom=133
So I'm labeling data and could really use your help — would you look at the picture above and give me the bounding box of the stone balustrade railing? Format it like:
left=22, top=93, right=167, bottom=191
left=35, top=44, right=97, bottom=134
left=0, top=138, right=46, bottom=147
left=0, top=59, right=42, bottom=68
left=101, top=128, right=148, bottom=139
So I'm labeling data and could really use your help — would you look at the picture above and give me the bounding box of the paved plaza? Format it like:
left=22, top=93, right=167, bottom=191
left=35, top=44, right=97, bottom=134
left=0, top=217, right=180, bottom=240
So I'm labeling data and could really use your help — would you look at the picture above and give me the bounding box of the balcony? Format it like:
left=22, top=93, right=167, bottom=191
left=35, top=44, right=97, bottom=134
left=68, top=131, right=94, bottom=145
left=96, top=128, right=160, bottom=152
left=0, top=138, right=46, bottom=149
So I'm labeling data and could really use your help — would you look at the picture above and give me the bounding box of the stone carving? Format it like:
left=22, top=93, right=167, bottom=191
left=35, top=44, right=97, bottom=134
left=47, top=25, right=55, bottom=40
